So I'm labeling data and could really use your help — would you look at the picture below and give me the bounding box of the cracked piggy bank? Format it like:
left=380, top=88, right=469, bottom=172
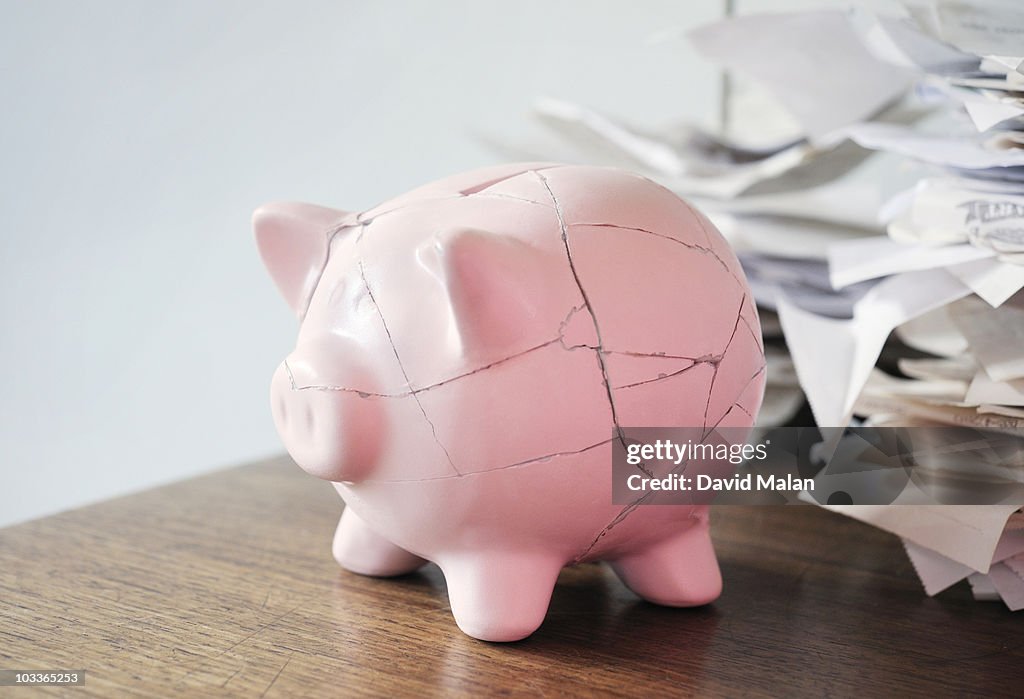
left=255, top=163, right=765, bottom=642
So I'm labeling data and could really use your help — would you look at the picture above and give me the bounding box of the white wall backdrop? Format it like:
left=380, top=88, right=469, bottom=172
left=0, top=1, right=724, bottom=526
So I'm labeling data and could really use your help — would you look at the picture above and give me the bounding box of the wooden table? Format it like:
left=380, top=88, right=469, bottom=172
left=1, top=457, right=1020, bottom=697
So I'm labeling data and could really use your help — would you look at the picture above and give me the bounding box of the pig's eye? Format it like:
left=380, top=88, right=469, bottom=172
left=327, top=278, right=349, bottom=309
left=321, top=275, right=377, bottom=325
left=327, top=276, right=370, bottom=314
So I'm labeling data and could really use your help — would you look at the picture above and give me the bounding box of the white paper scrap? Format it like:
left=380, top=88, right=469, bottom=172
left=994, top=530, right=1024, bottom=563
left=965, top=372, right=1024, bottom=407
left=981, top=55, right=1024, bottom=77
left=905, top=540, right=974, bottom=593
left=533, top=97, right=688, bottom=177
left=866, top=368, right=969, bottom=404
left=739, top=253, right=876, bottom=318
left=928, top=2, right=1024, bottom=58
left=688, top=11, right=912, bottom=140
left=946, top=257, right=1024, bottom=308
left=694, top=182, right=884, bottom=232
left=903, top=528, right=1024, bottom=595
left=826, top=504, right=1019, bottom=572
left=968, top=572, right=1001, bottom=601
left=531, top=97, right=816, bottom=200
left=979, top=405, right=1024, bottom=419
left=964, top=99, right=1024, bottom=132
left=903, top=539, right=974, bottom=595
left=778, top=268, right=971, bottom=428
left=842, top=122, right=1024, bottom=169
left=949, top=294, right=1024, bottom=382
left=850, top=9, right=978, bottom=73
left=898, top=355, right=977, bottom=382
left=894, top=305, right=969, bottom=357
left=828, top=237, right=993, bottom=289
left=708, top=213, right=868, bottom=260
left=988, top=562, right=1024, bottom=610
left=885, top=177, right=1024, bottom=254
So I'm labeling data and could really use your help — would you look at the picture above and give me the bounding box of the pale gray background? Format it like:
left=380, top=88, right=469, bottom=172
left=1, top=1, right=733, bottom=526
left=2, top=0, right=897, bottom=526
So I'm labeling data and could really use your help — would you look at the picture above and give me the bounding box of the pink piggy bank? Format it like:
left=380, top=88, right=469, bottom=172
left=255, top=163, right=765, bottom=641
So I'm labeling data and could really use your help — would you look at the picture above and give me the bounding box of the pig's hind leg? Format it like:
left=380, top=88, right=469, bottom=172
left=609, top=519, right=722, bottom=607
left=332, top=507, right=427, bottom=577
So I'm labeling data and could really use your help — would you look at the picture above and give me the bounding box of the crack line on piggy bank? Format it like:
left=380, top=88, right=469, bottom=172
left=358, top=261, right=461, bottom=477
left=573, top=297, right=761, bottom=562
left=740, top=311, right=765, bottom=354
left=359, top=438, right=615, bottom=484
left=682, top=201, right=716, bottom=248
left=602, top=349, right=711, bottom=360
left=574, top=444, right=703, bottom=563
left=304, top=167, right=563, bottom=317
left=684, top=202, right=756, bottom=297
left=705, top=364, right=767, bottom=437
left=573, top=389, right=756, bottom=563
left=732, top=403, right=754, bottom=419
left=284, top=338, right=724, bottom=397
left=458, top=164, right=562, bottom=195
left=702, top=295, right=747, bottom=434
left=284, top=337, right=564, bottom=397
left=297, top=222, right=363, bottom=321
left=349, top=164, right=561, bottom=230
left=611, top=360, right=705, bottom=390
left=567, top=221, right=746, bottom=293
left=735, top=364, right=768, bottom=415
left=469, top=192, right=554, bottom=208
left=355, top=195, right=464, bottom=228
left=557, top=303, right=600, bottom=351
left=285, top=296, right=714, bottom=398
left=535, top=171, right=633, bottom=465
left=572, top=491, right=656, bottom=564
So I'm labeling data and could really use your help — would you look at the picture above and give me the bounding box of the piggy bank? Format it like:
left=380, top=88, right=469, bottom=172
left=255, top=163, right=765, bottom=641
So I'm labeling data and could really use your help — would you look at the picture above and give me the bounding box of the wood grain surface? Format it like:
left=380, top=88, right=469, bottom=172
left=1, top=456, right=1021, bottom=697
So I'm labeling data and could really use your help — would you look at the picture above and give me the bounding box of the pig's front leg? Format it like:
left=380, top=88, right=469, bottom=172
left=608, top=517, right=722, bottom=607
left=440, top=551, right=563, bottom=642
left=332, top=507, right=427, bottom=577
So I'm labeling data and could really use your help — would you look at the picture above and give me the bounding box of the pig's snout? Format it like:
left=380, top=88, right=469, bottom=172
left=270, top=360, right=377, bottom=482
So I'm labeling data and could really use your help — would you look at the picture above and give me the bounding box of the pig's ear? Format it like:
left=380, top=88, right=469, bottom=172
left=253, top=202, right=348, bottom=316
left=423, top=229, right=550, bottom=353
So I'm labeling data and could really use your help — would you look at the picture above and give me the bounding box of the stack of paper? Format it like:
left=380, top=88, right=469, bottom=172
left=785, top=0, right=1024, bottom=434
left=499, top=1, right=1024, bottom=609
left=770, top=2, right=1024, bottom=610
